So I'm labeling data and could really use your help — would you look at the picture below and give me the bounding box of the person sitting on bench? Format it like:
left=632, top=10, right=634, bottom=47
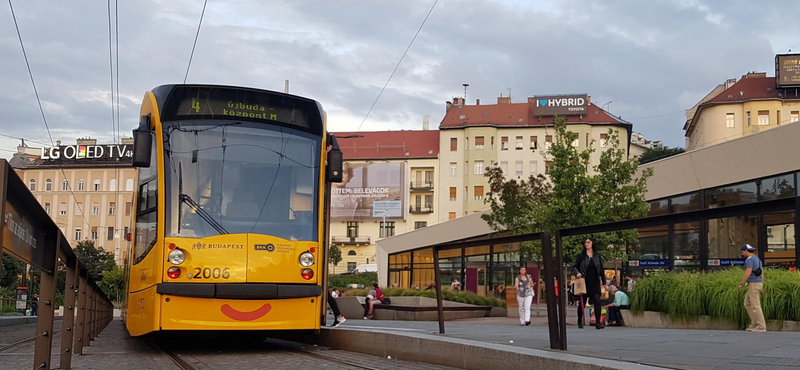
left=603, top=285, right=629, bottom=326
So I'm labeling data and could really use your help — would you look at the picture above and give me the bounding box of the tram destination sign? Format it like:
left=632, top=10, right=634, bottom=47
left=160, top=86, right=319, bottom=132
left=776, top=54, right=800, bottom=88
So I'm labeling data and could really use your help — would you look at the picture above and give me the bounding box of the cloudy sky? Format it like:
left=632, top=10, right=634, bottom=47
left=1, top=0, right=797, bottom=158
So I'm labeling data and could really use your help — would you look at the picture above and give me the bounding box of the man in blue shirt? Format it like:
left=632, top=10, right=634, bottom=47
left=603, top=285, right=629, bottom=327
left=738, top=244, right=766, bottom=332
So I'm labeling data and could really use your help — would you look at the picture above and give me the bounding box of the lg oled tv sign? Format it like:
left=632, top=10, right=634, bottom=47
left=534, top=94, right=588, bottom=116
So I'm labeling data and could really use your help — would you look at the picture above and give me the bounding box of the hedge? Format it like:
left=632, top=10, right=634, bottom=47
left=343, top=287, right=506, bottom=309
left=630, top=268, right=800, bottom=329
left=328, top=272, right=378, bottom=290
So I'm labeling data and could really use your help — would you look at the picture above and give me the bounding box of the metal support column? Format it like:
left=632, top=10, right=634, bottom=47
left=75, top=271, right=87, bottom=354
left=795, top=196, right=800, bottom=268
left=555, top=231, right=567, bottom=350
left=541, top=232, right=561, bottom=349
left=0, top=162, right=7, bottom=280
left=59, top=257, right=79, bottom=368
left=33, top=236, right=60, bottom=370
left=433, top=246, right=445, bottom=334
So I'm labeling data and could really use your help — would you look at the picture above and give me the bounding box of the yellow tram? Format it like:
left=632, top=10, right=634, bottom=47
left=123, top=84, right=342, bottom=336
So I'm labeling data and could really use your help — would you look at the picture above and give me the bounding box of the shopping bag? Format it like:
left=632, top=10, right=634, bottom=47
left=574, top=278, right=587, bottom=295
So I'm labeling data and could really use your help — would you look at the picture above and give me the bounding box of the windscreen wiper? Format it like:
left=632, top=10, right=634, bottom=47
left=178, top=162, right=229, bottom=235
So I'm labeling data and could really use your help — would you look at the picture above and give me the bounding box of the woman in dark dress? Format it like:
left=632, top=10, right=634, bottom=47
left=572, top=238, right=606, bottom=329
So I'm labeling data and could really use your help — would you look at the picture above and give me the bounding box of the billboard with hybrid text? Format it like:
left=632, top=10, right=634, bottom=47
left=331, top=162, right=406, bottom=221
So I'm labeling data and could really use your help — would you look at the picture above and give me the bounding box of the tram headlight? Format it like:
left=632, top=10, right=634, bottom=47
left=299, top=252, right=315, bottom=267
left=168, top=249, right=186, bottom=265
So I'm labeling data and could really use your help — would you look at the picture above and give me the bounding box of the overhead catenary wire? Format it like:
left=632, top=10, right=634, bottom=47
left=107, top=0, right=117, bottom=144
left=354, top=0, right=438, bottom=132
left=184, top=0, right=209, bottom=84
left=8, top=0, right=92, bottom=229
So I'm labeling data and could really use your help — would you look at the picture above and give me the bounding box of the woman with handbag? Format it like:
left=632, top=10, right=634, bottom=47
left=572, top=238, right=606, bottom=329
left=515, top=266, right=534, bottom=326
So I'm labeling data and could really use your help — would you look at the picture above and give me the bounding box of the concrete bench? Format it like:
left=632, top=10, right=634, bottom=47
left=333, top=296, right=497, bottom=321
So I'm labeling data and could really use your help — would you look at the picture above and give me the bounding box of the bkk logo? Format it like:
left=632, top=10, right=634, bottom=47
left=255, top=244, right=275, bottom=252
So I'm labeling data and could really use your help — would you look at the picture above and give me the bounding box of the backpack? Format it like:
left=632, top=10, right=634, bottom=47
left=383, top=297, right=391, bottom=305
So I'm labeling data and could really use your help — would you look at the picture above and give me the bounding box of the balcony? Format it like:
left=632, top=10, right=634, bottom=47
left=331, top=235, right=371, bottom=245
left=409, top=205, right=434, bottom=214
left=410, top=181, right=434, bottom=191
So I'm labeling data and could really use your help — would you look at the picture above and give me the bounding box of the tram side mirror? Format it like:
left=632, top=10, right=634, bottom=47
left=326, top=134, right=343, bottom=183
left=132, top=115, right=152, bottom=168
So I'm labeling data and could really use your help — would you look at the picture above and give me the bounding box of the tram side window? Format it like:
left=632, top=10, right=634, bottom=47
left=134, top=132, right=158, bottom=264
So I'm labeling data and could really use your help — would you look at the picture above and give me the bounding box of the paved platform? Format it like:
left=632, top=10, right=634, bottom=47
left=330, top=313, right=800, bottom=370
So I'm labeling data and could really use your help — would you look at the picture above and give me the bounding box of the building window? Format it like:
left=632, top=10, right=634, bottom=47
left=425, top=194, right=433, bottom=208
left=791, top=111, right=799, bottom=123
left=92, top=202, right=100, bottom=215
left=474, top=160, right=484, bottom=175
left=124, top=227, right=129, bottom=240
left=746, top=111, right=751, bottom=126
left=449, top=162, right=457, bottom=177
left=449, top=212, right=456, bottom=220
left=464, top=186, right=468, bottom=201
left=530, top=160, right=538, bottom=174
left=726, top=113, right=734, bottom=128
left=571, top=138, right=579, bottom=147
left=107, top=227, right=114, bottom=241
left=450, top=138, right=457, bottom=151
left=346, top=221, right=359, bottom=238
left=29, top=179, right=36, bottom=191
left=464, top=161, right=469, bottom=175
left=530, top=136, right=538, bottom=149
left=110, top=178, right=117, bottom=191
left=348, top=250, right=357, bottom=256
left=45, top=179, right=52, bottom=192
left=125, top=201, right=132, bottom=216
left=91, top=227, right=98, bottom=240
left=126, top=178, right=134, bottom=191
left=415, top=221, right=427, bottom=229
left=475, top=136, right=484, bottom=149
left=490, top=136, right=495, bottom=149
left=515, top=136, right=523, bottom=150
left=449, top=187, right=457, bottom=201
left=109, top=202, right=116, bottom=215
left=76, top=202, right=83, bottom=215
left=758, top=110, right=769, bottom=126
left=44, top=202, right=51, bottom=214
left=515, top=161, right=523, bottom=176
left=545, top=135, right=553, bottom=150
left=75, top=228, right=81, bottom=241
left=94, top=179, right=101, bottom=191
left=380, top=222, right=395, bottom=238
left=474, top=186, right=484, bottom=200
left=347, top=262, right=357, bottom=272
left=465, top=137, right=469, bottom=151
left=600, top=133, right=608, bottom=147
left=501, top=136, right=508, bottom=150
left=59, top=202, right=67, bottom=215
left=545, top=161, right=552, bottom=174
left=78, top=179, right=84, bottom=191
left=500, top=161, right=508, bottom=174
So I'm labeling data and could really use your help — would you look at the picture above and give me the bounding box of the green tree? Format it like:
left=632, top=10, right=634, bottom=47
left=483, top=116, right=653, bottom=263
left=638, top=146, right=685, bottom=164
left=329, top=245, right=343, bottom=268
left=1, top=254, right=25, bottom=289
left=99, top=265, right=125, bottom=303
left=74, top=240, right=116, bottom=281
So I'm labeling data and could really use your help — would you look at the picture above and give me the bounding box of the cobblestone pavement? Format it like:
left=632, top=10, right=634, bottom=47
left=1, top=319, right=460, bottom=370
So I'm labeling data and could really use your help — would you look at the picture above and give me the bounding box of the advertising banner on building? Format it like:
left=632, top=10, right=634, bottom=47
left=533, top=94, right=589, bottom=116
left=331, top=162, right=406, bottom=221
left=776, top=54, right=800, bottom=88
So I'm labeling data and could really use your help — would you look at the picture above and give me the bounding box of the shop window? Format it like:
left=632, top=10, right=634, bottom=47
left=708, top=181, right=757, bottom=208
left=648, top=199, right=669, bottom=216
left=764, top=212, right=796, bottom=267
left=673, top=221, right=701, bottom=269
left=708, top=216, right=758, bottom=261
left=629, top=225, right=669, bottom=261
left=670, top=193, right=701, bottom=213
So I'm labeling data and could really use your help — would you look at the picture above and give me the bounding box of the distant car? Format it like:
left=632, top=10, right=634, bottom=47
left=351, top=263, right=378, bottom=274
left=640, top=254, right=661, bottom=260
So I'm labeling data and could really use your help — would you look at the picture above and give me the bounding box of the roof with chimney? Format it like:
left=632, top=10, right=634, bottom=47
left=685, top=73, right=800, bottom=134
left=333, top=130, right=440, bottom=160
left=439, top=97, right=630, bottom=129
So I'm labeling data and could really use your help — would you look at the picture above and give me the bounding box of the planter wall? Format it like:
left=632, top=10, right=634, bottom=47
left=621, top=310, right=800, bottom=331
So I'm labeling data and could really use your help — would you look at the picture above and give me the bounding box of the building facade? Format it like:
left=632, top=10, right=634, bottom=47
left=684, top=72, right=800, bottom=151
left=10, top=138, right=136, bottom=264
left=328, top=130, right=440, bottom=274
left=438, top=95, right=632, bottom=218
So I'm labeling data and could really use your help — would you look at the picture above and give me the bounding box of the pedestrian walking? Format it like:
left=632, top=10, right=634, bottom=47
left=31, top=294, right=39, bottom=317
left=328, top=290, right=346, bottom=327
left=738, top=244, right=766, bottom=332
left=572, top=238, right=606, bottom=329
left=515, top=267, right=534, bottom=326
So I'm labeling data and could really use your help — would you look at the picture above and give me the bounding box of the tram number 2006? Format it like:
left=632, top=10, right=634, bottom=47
left=191, top=267, right=231, bottom=279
